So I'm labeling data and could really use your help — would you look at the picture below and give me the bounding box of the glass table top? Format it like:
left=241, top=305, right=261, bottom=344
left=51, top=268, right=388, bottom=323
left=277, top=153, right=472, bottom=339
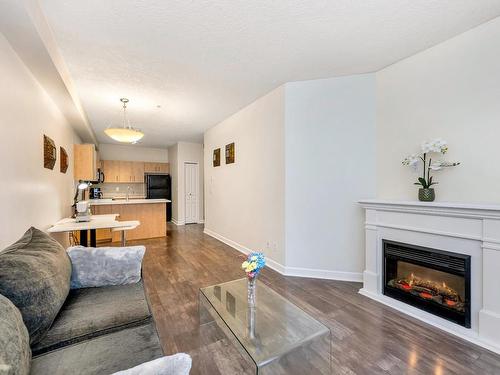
left=200, top=278, right=330, bottom=367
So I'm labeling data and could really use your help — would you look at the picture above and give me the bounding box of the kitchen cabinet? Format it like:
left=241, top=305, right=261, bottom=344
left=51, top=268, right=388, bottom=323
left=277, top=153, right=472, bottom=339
left=144, top=162, right=169, bottom=174
left=118, top=161, right=132, bottom=182
left=118, top=161, right=145, bottom=183
left=91, top=202, right=166, bottom=242
left=102, top=160, right=121, bottom=182
left=102, top=160, right=144, bottom=183
left=101, top=160, right=167, bottom=182
left=130, top=161, right=145, bottom=182
left=74, top=144, right=98, bottom=181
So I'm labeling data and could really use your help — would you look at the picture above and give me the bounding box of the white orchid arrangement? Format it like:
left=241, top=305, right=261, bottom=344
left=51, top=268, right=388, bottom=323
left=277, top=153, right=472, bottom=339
left=402, top=138, right=460, bottom=189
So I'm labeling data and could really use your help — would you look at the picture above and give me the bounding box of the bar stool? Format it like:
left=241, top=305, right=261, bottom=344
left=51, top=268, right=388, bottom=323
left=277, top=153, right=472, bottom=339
left=112, top=225, right=138, bottom=246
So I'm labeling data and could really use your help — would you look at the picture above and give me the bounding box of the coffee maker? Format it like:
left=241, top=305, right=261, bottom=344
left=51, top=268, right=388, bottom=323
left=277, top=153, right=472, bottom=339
left=89, top=187, right=103, bottom=199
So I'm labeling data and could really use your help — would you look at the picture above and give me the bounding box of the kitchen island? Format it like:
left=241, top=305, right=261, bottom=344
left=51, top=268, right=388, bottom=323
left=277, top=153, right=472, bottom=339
left=89, top=198, right=169, bottom=243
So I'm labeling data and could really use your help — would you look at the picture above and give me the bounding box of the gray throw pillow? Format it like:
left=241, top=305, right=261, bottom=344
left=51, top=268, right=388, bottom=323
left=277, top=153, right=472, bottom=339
left=0, top=294, right=31, bottom=375
left=67, top=245, right=145, bottom=289
left=0, top=227, right=71, bottom=345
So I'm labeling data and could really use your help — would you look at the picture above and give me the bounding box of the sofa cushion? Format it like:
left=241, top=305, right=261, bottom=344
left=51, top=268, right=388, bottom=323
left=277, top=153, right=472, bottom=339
left=67, top=245, right=145, bottom=289
left=0, top=227, right=71, bottom=345
left=0, top=294, right=31, bottom=375
left=31, top=281, right=152, bottom=356
left=30, top=322, right=163, bottom=375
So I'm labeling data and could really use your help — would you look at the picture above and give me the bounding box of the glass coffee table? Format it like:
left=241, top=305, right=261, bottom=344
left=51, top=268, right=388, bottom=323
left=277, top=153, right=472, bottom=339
left=199, top=278, right=331, bottom=374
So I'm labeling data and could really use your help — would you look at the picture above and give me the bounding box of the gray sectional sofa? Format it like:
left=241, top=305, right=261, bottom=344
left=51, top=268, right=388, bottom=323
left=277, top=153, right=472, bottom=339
left=0, top=227, right=190, bottom=375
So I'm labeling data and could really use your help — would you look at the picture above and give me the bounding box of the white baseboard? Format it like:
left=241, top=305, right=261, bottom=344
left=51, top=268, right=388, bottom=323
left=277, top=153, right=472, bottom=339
left=285, top=266, right=363, bottom=282
left=171, top=218, right=185, bottom=226
left=203, top=228, right=361, bottom=282
left=203, top=228, right=286, bottom=274
left=173, top=218, right=203, bottom=225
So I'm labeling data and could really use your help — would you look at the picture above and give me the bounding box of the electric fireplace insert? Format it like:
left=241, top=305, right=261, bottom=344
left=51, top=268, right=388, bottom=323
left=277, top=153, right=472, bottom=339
left=383, top=240, right=471, bottom=328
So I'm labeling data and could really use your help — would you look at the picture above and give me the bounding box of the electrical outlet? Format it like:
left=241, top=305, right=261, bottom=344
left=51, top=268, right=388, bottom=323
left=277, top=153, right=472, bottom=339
left=115, top=187, right=120, bottom=192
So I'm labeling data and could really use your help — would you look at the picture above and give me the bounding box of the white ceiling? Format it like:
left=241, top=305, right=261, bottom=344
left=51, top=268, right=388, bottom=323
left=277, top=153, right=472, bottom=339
left=39, top=0, right=500, bottom=148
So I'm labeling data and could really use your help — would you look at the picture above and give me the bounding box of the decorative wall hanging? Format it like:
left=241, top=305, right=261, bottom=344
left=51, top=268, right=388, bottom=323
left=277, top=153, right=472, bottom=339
left=60, top=146, right=68, bottom=173
left=43, top=135, right=56, bottom=170
left=213, top=148, right=221, bottom=167
left=225, top=142, right=235, bottom=164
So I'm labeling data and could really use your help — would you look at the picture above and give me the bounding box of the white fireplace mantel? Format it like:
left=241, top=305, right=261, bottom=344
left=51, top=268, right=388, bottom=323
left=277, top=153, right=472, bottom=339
left=358, top=199, right=500, bottom=353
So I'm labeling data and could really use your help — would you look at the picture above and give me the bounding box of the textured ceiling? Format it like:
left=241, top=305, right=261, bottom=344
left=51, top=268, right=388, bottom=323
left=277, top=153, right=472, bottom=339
left=39, top=0, right=500, bottom=148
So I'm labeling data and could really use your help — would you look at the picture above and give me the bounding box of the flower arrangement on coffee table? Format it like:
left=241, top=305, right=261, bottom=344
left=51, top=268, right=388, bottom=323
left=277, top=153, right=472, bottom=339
left=402, top=138, right=460, bottom=202
left=242, top=252, right=266, bottom=308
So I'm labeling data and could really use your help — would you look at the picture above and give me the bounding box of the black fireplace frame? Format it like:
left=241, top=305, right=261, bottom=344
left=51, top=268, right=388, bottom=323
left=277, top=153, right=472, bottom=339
left=383, top=240, right=471, bottom=328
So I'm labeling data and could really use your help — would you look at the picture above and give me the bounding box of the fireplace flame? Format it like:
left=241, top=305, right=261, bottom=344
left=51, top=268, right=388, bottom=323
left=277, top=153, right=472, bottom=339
left=409, top=273, right=415, bottom=286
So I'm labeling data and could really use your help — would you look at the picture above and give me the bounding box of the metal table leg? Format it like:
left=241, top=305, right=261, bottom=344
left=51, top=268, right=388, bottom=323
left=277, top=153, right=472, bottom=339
left=80, top=230, right=88, bottom=246
left=90, top=229, right=97, bottom=247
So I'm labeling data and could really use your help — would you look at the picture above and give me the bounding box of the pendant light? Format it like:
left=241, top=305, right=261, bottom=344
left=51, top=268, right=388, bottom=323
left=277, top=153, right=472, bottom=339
left=104, top=98, right=144, bottom=143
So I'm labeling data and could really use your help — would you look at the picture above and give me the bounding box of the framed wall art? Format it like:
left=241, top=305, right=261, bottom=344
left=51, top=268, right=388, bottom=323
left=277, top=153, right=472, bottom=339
left=225, top=142, right=235, bottom=164
left=43, top=135, right=56, bottom=170
left=60, top=146, right=68, bottom=173
left=213, top=148, right=221, bottom=167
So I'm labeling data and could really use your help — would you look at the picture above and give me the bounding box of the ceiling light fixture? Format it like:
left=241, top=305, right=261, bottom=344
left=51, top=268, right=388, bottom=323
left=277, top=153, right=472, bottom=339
left=104, top=98, right=144, bottom=143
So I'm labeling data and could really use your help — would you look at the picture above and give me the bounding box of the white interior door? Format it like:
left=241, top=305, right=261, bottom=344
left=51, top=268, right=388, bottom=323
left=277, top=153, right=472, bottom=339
left=184, top=162, right=199, bottom=224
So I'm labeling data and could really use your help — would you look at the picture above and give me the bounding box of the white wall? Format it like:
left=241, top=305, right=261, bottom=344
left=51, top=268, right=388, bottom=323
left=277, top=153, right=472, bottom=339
left=168, top=142, right=204, bottom=225
left=168, top=144, right=179, bottom=221
left=376, top=17, right=500, bottom=203
left=0, top=33, right=80, bottom=248
left=98, top=143, right=168, bottom=162
left=284, top=74, right=376, bottom=278
left=204, top=87, right=286, bottom=265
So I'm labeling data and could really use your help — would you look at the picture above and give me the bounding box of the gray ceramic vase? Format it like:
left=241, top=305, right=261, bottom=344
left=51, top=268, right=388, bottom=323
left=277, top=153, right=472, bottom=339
left=418, top=188, right=435, bottom=202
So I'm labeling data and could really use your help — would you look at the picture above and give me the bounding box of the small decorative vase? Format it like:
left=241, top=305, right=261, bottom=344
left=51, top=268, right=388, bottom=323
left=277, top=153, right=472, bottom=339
left=247, top=277, right=257, bottom=308
left=247, top=305, right=256, bottom=340
left=418, top=188, right=435, bottom=202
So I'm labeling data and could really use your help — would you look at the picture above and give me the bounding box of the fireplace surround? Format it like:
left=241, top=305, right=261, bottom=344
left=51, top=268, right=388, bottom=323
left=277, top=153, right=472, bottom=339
left=359, top=199, right=500, bottom=354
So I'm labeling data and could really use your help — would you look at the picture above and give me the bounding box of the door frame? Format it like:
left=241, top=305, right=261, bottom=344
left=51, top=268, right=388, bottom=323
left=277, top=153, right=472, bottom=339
left=184, top=161, right=199, bottom=224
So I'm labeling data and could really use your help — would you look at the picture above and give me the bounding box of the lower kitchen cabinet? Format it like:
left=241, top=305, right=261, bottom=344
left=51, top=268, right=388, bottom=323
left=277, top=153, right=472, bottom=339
left=91, top=202, right=166, bottom=243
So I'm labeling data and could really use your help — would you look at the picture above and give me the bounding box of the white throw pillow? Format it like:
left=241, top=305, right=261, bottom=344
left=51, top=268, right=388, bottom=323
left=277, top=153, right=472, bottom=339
left=112, top=354, right=192, bottom=375
left=67, top=245, right=146, bottom=289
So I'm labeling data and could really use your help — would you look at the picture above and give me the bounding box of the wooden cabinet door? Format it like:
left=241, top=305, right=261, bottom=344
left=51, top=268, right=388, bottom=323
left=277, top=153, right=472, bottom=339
left=144, top=162, right=157, bottom=173
left=131, top=162, right=145, bottom=182
left=144, top=162, right=169, bottom=174
left=102, top=160, right=120, bottom=182
left=158, top=163, right=169, bottom=173
left=74, top=144, right=97, bottom=181
left=119, top=161, right=133, bottom=182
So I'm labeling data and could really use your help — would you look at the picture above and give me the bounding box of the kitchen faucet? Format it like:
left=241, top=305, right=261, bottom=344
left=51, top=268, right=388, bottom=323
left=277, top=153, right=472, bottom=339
left=126, top=186, right=132, bottom=201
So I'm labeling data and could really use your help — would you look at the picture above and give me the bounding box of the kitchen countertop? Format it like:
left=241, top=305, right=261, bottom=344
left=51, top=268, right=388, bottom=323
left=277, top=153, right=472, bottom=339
left=89, top=198, right=170, bottom=206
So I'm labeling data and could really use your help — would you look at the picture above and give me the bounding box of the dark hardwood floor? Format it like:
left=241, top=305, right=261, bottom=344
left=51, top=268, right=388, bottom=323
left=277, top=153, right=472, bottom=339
left=135, top=224, right=500, bottom=374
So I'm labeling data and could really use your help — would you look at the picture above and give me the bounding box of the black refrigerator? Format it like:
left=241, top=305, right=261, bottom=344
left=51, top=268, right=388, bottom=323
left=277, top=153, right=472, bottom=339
left=145, top=174, right=172, bottom=221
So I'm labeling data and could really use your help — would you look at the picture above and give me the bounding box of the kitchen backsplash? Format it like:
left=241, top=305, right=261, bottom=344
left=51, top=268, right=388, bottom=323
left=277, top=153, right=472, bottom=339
left=96, top=183, right=146, bottom=199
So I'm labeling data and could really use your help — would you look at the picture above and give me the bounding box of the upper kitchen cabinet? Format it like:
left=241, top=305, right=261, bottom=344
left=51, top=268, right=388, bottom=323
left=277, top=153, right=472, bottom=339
left=119, top=161, right=144, bottom=183
left=144, top=162, right=169, bottom=174
left=101, top=160, right=145, bottom=183
left=102, top=160, right=120, bottom=182
left=74, top=144, right=99, bottom=181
